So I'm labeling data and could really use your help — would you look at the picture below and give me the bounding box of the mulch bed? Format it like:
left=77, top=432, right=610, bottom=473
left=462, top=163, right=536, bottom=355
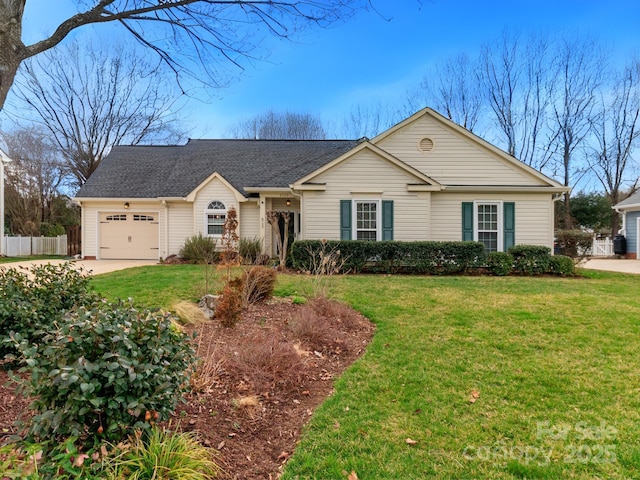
left=0, top=296, right=375, bottom=479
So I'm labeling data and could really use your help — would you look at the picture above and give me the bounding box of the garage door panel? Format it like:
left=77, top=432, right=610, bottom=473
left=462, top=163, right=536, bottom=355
left=99, top=212, right=159, bottom=260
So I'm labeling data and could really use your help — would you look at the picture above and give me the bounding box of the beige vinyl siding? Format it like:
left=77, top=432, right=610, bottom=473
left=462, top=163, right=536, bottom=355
left=167, top=202, right=194, bottom=257
left=430, top=192, right=554, bottom=247
left=239, top=202, right=260, bottom=239
left=376, top=114, right=544, bottom=186
left=193, top=178, right=239, bottom=236
left=302, top=149, right=430, bottom=241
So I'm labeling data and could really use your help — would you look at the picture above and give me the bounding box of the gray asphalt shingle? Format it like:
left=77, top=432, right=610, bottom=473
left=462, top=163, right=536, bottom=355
left=76, top=139, right=362, bottom=198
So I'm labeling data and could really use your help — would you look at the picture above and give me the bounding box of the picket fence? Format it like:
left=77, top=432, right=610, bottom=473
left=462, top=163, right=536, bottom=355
left=1, top=235, right=68, bottom=257
left=590, top=236, right=614, bottom=257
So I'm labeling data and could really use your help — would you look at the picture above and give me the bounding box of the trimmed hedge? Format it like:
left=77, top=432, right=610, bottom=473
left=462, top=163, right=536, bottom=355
left=508, top=245, right=552, bottom=275
left=487, top=252, right=513, bottom=276
left=548, top=255, right=575, bottom=276
left=291, top=241, right=575, bottom=276
left=291, top=240, right=486, bottom=275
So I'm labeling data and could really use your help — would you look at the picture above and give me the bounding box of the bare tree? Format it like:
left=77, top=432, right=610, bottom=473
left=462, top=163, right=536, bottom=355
left=227, top=109, right=327, bottom=139
left=0, top=1, right=371, bottom=111
left=415, top=53, right=483, bottom=132
left=479, top=30, right=554, bottom=169
left=590, top=60, right=640, bottom=237
left=2, top=126, right=65, bottom=234
left=340, top=102, right=402, bottom=139
left=7, top=40, right=185, bottom=187
left=547, top=36, right=605, bottom=228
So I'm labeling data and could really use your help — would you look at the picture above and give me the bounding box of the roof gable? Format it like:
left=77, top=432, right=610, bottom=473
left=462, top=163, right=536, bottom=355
left=292, top=141, right=441, bottom=190
left=373, top=107, right=566, bottom=189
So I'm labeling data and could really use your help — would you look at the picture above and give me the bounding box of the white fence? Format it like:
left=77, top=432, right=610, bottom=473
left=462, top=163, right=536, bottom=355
left=1, top=235, right=68, bottom=257
left=589, top=237, right=614, bottom=257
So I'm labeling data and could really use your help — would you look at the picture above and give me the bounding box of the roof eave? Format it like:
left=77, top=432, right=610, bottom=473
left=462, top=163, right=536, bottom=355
left=442, top=185, right=570, bottom=194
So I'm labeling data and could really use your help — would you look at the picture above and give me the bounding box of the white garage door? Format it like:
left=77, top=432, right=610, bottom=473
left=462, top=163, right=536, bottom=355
left=99, top=212, right=159, bottom=260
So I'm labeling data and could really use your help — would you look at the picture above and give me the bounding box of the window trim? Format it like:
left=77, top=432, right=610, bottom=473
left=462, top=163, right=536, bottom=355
left=473, top=201, right=503, bottom=253
left=204, top=200, right=227, bottom=237
left=352, top=199, right=381, bottom=242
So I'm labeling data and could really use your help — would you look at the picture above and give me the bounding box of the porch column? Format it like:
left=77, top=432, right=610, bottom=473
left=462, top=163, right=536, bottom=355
left=259, top=195, right=267, bottom=254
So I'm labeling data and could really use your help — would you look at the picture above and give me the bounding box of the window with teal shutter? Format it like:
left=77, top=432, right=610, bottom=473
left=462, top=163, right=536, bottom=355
left=462, top=202, right=474, bottom=241
left=462, top=201, right=516, bottom=252
left=340, top=200, right=352, bottom=240
left=382, top=200, right=394, bottom=240
left=503, top=202, right=515, bottom=251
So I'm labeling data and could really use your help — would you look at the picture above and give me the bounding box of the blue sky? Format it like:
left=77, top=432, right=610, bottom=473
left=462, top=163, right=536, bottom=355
left=19, top=0, right=640, bottom=138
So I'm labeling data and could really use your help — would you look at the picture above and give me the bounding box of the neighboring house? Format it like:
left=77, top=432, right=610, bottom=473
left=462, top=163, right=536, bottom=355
left=74, top=108, right=568, bottom=260
left=613, top=192, right=640, bottom=258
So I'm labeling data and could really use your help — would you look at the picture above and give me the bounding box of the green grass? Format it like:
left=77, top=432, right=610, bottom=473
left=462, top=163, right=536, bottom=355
left=92, top=264, right=223, bottom=308
left=0, top=255, right=67, bottom=264
left=92, top=266, right=640, bottom=479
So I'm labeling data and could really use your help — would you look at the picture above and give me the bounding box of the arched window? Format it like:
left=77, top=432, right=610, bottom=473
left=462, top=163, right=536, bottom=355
left=205, top=200, right=226, bottom=236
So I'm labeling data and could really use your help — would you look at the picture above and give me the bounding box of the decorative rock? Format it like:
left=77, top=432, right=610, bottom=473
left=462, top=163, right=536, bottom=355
left=199, top=294, right=220, bottom=319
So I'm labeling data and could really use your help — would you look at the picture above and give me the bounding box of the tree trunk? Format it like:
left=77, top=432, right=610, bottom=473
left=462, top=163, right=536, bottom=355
left=0, top=1, right=27, bottom=111
left=610, top=191, right=621, bottom=239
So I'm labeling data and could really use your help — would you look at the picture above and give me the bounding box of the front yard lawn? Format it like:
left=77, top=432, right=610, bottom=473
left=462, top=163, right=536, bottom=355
left=93, top=267, right=640, bottom=479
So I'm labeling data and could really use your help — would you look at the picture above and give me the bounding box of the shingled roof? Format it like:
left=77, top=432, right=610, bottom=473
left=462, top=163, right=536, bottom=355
left=614, top=190, right=640, bottom=209
left=76, top=139, right=363, bottom=199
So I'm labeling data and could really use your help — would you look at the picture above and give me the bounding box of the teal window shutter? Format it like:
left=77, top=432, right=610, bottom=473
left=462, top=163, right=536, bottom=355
left=462, top=202, right=474, bottom=241
left=382, top=200, right=394, bottom=241
left=340, top=200, right=352, bottom=240
left=503, top=202, right=515, bottom=252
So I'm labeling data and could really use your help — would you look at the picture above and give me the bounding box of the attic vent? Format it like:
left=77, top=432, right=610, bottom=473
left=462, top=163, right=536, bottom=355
left=419, top=137, right=434, bottom=152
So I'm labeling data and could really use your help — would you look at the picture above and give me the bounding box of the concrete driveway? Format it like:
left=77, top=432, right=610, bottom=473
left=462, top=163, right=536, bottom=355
left=581, top=258, right=640, bottom=275
left=0, top=258, right=158, bottom=275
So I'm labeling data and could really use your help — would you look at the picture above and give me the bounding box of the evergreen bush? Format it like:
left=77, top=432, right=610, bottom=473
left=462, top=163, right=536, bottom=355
left=487, top=252, right=513, bottom=276
left=0, top=262, right=99, bottom=357
left=8, top=301, right=196, bottom=444
left=291, top=240, right=486, bottom=275
left=548, top=255, right=575, bottom=276
left=508, top=245, right=552, bottom=275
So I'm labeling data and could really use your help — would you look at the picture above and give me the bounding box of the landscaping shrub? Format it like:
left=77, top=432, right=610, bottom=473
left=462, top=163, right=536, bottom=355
left=548, top=255, right=575, bottom=276
left=179, top=233, right=219, bottom=264
left=309, top=296, right=361, bottom=330
left=216, top=282, right=243, bottom=328
left=225, top=332, right=301, bottom=394
left=0, top=262, right=99, bottom=357
left=106, top=427, right=219, bottom=479
left=555, top=229, right=593, bottom=257
left=241, top=266, right=276, bottom=308
left=7, top=301, right=196, bottom=444
left=239, top=236, right=263, bottom=265
left=508, top=245, right=552, bottom=275
left=0, top=436, right=109, bottom=479
left=486, top=251, right=513, bottom=276
left=291, top=240, right=486, bottom=275
left=288, top=305, right=334, bottom=351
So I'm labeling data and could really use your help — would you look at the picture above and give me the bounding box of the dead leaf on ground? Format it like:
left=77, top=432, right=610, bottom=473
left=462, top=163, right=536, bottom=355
left=277, top=451, right=290, bottom=462
left=405, top=437, right=418, bottom=445
left=347, top=471, right=359, bottom=480
left=469, top=389, right=480, bottom=403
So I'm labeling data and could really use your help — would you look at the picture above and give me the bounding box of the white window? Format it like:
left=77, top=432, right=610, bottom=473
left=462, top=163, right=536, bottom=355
left=354, top=200, right=379, bottom=241
left=205, top=200, right=226, bottom=236
left=475, top=202, right=502, bottom=253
